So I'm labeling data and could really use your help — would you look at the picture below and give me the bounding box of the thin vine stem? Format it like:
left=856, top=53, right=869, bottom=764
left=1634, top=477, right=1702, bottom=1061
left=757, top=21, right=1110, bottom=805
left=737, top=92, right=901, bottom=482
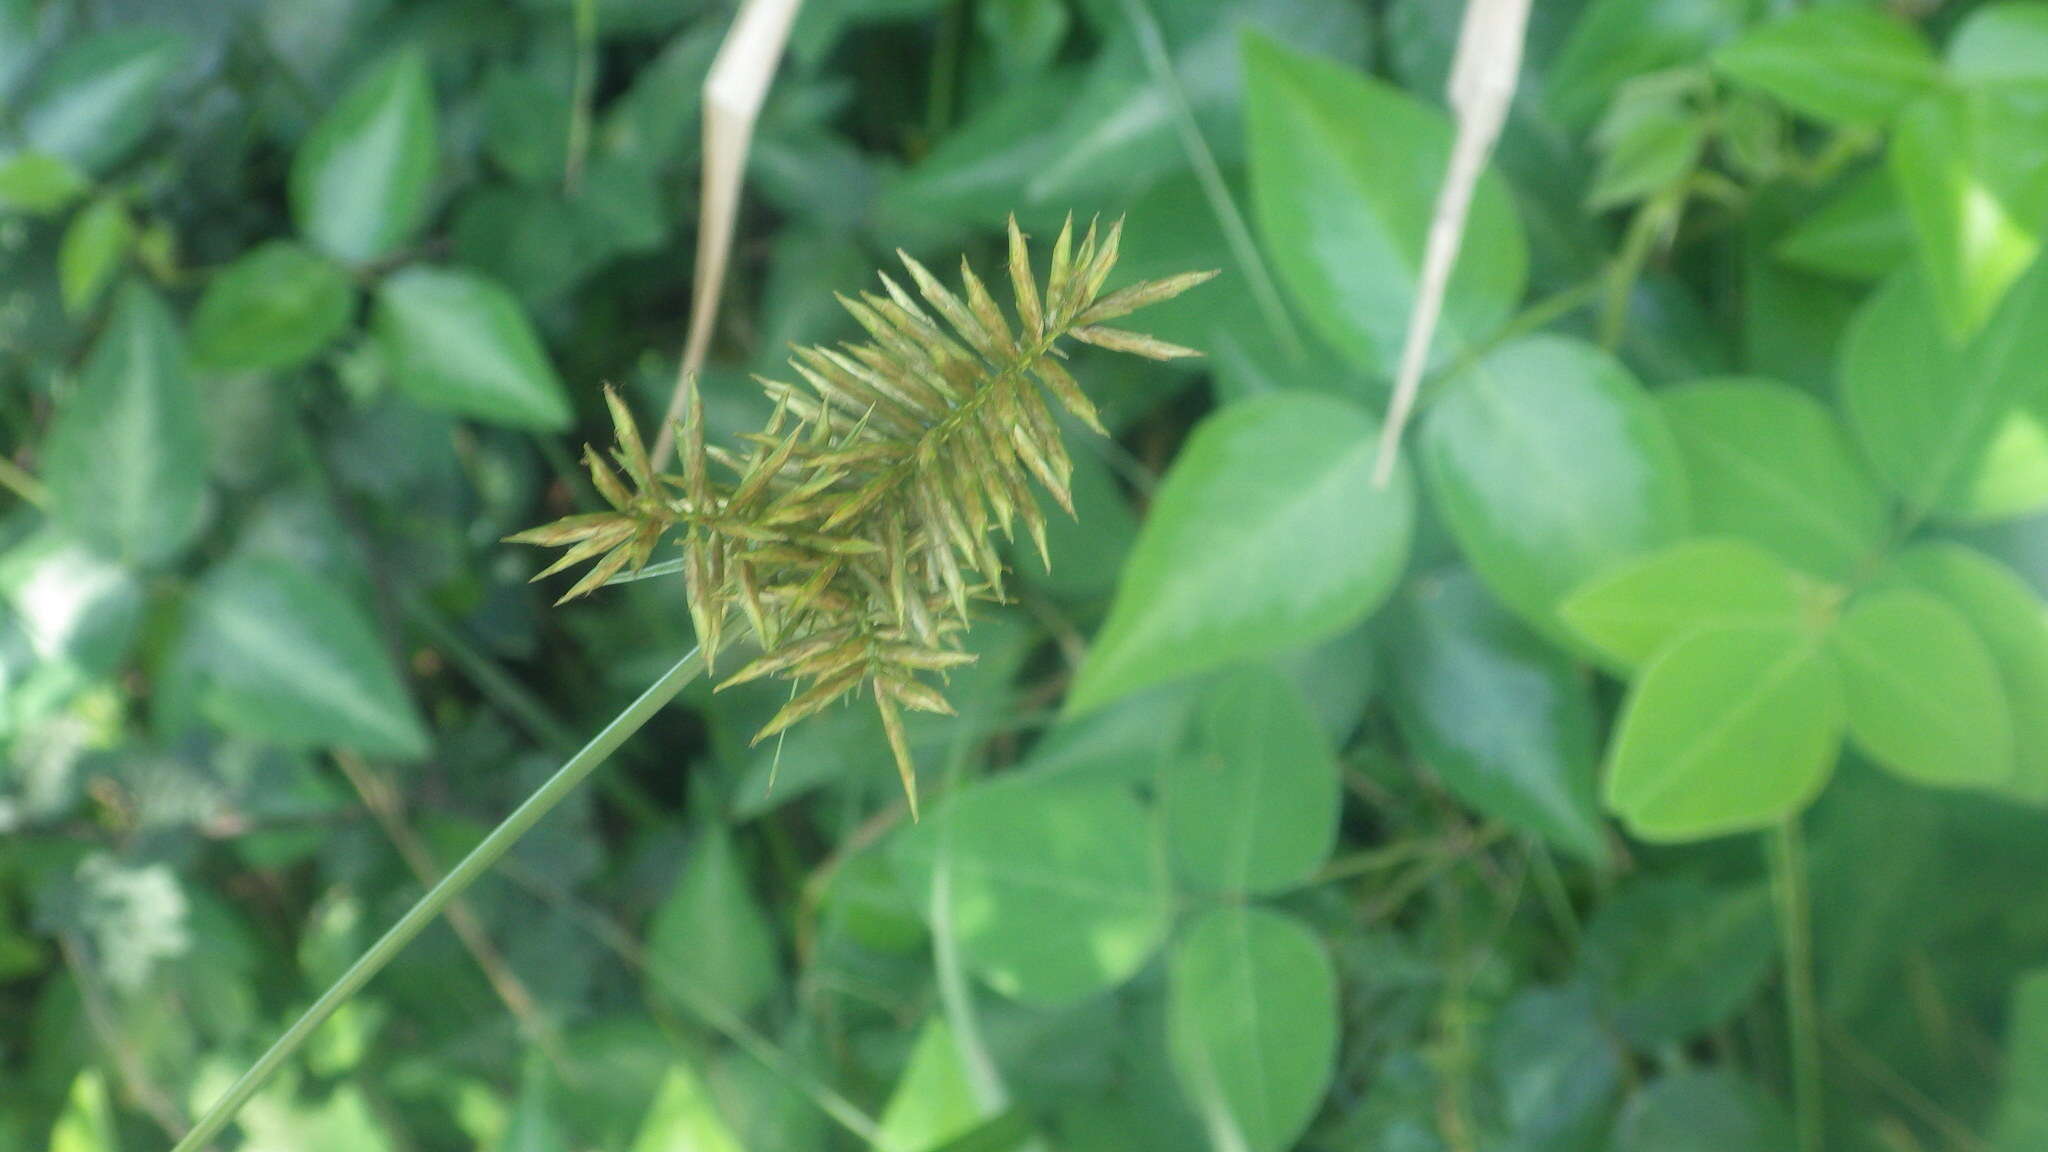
left=170, top=647, right=705, bottom=1152
left=1119, top=0, right=1303, bottom=363
left=1771, top=816, right=1825, bottom=1152
left=0, top=455, right=49, bottom=509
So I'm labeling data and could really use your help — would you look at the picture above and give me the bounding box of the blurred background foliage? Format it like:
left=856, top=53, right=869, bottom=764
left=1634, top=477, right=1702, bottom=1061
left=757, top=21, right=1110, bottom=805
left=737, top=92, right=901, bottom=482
left=7, top=0, right=2048, bottom=1150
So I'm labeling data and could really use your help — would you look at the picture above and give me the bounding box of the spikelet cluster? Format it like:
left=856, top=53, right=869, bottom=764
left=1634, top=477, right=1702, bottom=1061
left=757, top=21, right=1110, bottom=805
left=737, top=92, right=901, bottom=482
left=510, top=215, right=1215, bottom=814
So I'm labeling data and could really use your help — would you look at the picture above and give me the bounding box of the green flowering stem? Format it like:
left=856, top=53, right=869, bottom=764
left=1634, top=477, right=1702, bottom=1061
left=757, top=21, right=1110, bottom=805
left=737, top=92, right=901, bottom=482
left=171, top=647, right=705, bottom=1152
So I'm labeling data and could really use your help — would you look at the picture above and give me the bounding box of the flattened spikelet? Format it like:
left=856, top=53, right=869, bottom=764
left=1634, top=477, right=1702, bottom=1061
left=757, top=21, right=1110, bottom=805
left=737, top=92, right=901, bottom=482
left=511, top=215, right=1214, bottom=814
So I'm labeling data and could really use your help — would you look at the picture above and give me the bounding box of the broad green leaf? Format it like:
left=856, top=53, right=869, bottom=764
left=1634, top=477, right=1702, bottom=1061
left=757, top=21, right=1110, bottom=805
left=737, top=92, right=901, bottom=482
left=1840, top=263, right=2048, bottom=519
left=58, top=196, right=131, bottom=315
left=631, top=1064, right=745, bottom=1152
left=1950, top=3, right=2048, bottom=88
left=1613, top=1070, right=1795, bottom=1152
left=1488, top=982, right=1621, bottom=1150
left=1166, top=907, right=1336, bottom=1152
left=1583, top=874, right=1776, bottom=1045
left=1889, top=544, right=2048, bottom=802
left=48, top=1070, right=116, bottom=1152
left=892, top=777, right=1171, bottom=1004
left=1561, top=538, right=1809, bottom=670
left=1714, top=5, right=1936, bottom=128
left=375, top=267, right=572, bottom=430
left=1387, top=570, right=1607, bottom=862
left=1421, top=336, right=1690, bottom=640
left=1068, top=393, right=1412, bottom=715
left=1994, top=970, right=2048, bottom=1152
left=1244, top=33, right=1525, bottom=378
left=1605, top=623, right=1841, bottom=841
left=1832, top=587, right=2012, bottom=789
left=192, top=242, right=356, bottom=375
left=877, top=1018, right=991, bottom=1152
left=0, top=529, right=142, bottom=675
left=292, top=48, right=437, bottom=265
left=44, top=283, right=206, bottom=567
left=0, top=150, right=86, bottom=214
left=1546, top=0, right=1749, bottom=128
left=1890, top=89, right=2044, bottom=341
left=645, top=824, right=780, bottom=1019
left=1162, top=666, right=1338, bottom=894
left=1773, top=168, right=1912, bottom=282
left=1589, top=84, right=1708, bottom=210
left=20, top=28, right=186, bottom=172
left=1658, top=379, right=1888, bottom=577
left=170, top=558, right=429, bottom=759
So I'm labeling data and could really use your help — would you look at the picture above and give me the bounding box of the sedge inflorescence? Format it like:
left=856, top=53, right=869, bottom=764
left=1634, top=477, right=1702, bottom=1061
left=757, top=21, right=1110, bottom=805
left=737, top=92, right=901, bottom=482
left=511, top=214, right=1214, bottom=814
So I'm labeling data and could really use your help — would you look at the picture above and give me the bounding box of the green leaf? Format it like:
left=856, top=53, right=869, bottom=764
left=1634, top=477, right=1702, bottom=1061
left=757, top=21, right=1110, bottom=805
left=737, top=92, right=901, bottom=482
left=891, top=777, right=1172, bottom=1005
left=20, top=28, right=186, bottom=172
left=375, top=266, right=572, bottom=430
left=1068, top=393, right=1413, bottom=715
left=1714, top=4, right=1936, bottom=128
left=1659, top=379, right=1888, bottom=577
left=1831, top=586, right=2012, bottom=789
left=1421, top=336, right=1691, bottom=641
left=1839, top=263, right=2048, bottom=519
left=1888, top=544, right=2048, bottom=803
left=1605, top=623, right=1841, bottom=841
left=170, top=558, right=430, bottom=759
left=631, top=1064, right=746, bottom=1152
left=1890, top=89, right=2044, bottom=341
left=0, top=150, right=87, bottom=214
left=877, top=1018, right=991, bottom=1152
left=1244, top=32, right=1525, bottom=378
left=1387, top=569, right=1607, bottom=862
left=57, top=195, right=132, bottom=316
left=1488, top=982, right=1621, bottom=1149
left=44, top=283, right=206, bottom=568
left=192, top=242, right=357, bottom=375
left=645, top=824, right=780, bottom=1019
left=48, top=1070, right=117, bottom=1152
left=292, top=48, right=438, bottom=265
left=1162, top=666, right=1339, bottom=895
left=1773, top=168, right=1912, bottom=282
left=1166, top=906, right=1336, bottom=1152
left=1589, top=89, right=1708, bottom=210
left=1546, top=0, right=1749, bottom=128
left=1949, top=3, right=2048, bottom=89
left=1560, top=538, right=1810, bottom=670
left=1613, top=1070, right=1795, bottom=1152
left=1584, top=874, right=1777, bottom=1045
left=1993, top=969, right=2048, bottom=1152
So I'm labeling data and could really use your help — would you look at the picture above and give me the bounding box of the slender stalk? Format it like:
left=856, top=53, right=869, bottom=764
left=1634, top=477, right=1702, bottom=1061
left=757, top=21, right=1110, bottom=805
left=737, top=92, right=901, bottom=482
left=170, top=648, right=704, bottom=1152
left=1119, top=0, right=1302, bottom=363
left=333, top=750, right=573, bottom=1074
left=564, top=0, right=599, bottom=194
left=494, top=857, right=894, bottom=1149
left=930, top=731, right=1011, bottom=1116
left=1525, top=839, right=1582, bottom=954
left=0, top=455, right=49, bottom=509
left=1771, top=817, right=1825, bottom=1152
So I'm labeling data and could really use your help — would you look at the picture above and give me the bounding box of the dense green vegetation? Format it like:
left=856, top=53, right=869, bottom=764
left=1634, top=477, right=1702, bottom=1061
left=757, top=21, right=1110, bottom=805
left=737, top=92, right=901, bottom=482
left=7, top=1, right=2048, bottom=1150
